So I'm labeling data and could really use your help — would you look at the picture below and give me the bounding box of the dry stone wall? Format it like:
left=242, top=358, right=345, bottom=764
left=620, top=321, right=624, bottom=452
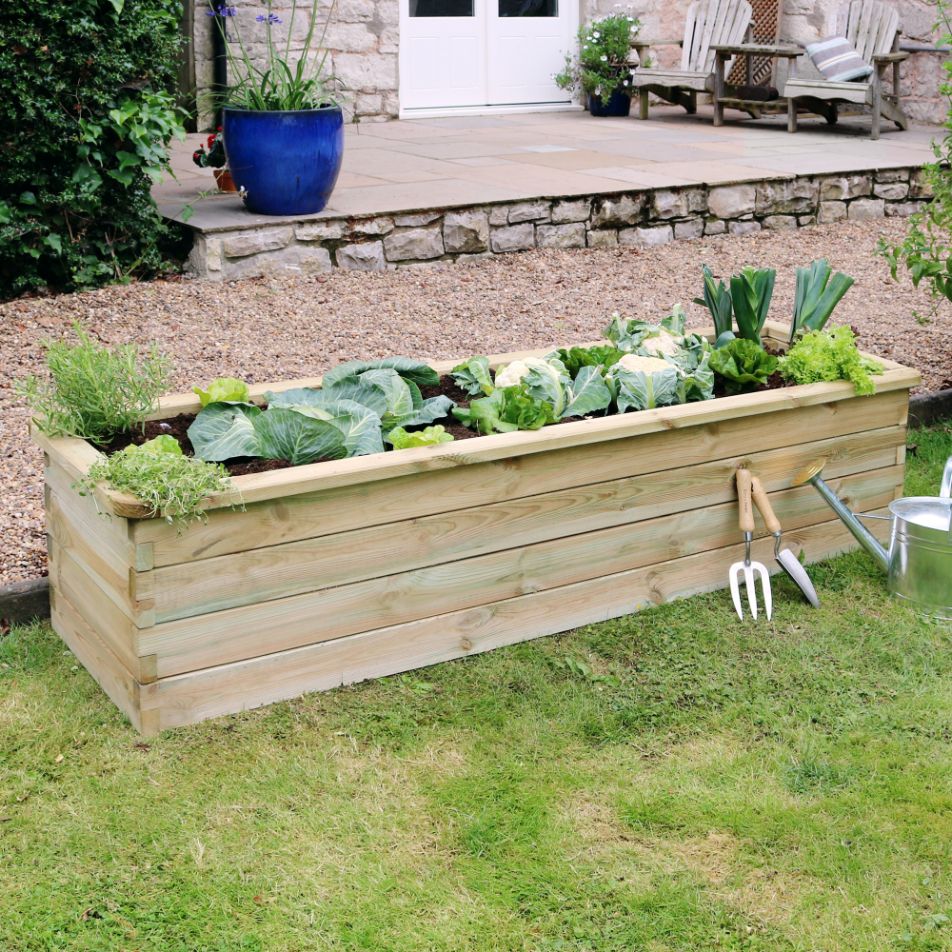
left=186, top=165, right=932, bottom=279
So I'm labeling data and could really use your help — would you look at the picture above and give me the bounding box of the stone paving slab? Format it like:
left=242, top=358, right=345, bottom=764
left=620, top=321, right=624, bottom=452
left=156, top=106, right=939, bottom=233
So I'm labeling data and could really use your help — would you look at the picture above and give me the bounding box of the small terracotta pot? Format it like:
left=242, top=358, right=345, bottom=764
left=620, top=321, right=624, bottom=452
left=213, top=168, right=238, bottom=192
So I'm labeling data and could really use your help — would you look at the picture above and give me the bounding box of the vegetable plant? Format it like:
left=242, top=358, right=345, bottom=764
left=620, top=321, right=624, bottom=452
left=550, top=345, right=623, bottom=378
left=194, top=377, right=251, bottom=406
left=81, top=438, right=230, bottom=528
left=730, top=267, right=775, bottom=344
left=387, top=426, right=454, bottom=449
left=695, top=266, right=734, bottom=346
left=790, top=259, right=855, bottom=343
left=450, top=356, right=494, bottom=397
left=779, top=327, right=883, bottom=396
left=18, top=325, right=170, bottom=445
left=709, top=339, right=778, bottom=395
left=453, top=386, right=557, bottom=435
left=608, top=354, right=682, bottom=411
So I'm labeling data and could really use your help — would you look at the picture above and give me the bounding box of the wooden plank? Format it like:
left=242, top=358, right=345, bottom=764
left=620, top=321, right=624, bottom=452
left=48, top=539, right=145, bottom=681
left=138, top=465, right=902, bottom=679
left=135, top=427, right=905, bottom=624
left=49, top=585, right=143, bottom=732
left=137, top=513, right=890, bottom=733
left=136, top=389, right=910, bottom=566
left=31, top=425, right=102, bottom=483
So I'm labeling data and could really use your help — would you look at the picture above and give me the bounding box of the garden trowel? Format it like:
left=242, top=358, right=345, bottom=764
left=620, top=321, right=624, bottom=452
left=750, top=475, right=820, bottom=608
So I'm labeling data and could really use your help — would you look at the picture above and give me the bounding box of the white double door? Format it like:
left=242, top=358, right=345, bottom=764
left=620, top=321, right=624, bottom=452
left=400, top=0, right=577, bottom=110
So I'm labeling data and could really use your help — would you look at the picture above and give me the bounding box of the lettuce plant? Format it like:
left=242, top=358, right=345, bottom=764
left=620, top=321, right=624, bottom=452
left=387, top=426, right=454, bottom=449
left=709, top=339, right=778, bottom=394
left=453, top=385, right=557, bottom=435
left=193, top=377, right=251, bottom=407
left=779, top=327, right=882, bottom=396
left=550, top=345, right=623, bottom=378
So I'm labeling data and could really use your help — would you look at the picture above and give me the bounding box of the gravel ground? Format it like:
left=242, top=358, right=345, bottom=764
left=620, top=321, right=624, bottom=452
left=2, top=217, right=950, bottom=587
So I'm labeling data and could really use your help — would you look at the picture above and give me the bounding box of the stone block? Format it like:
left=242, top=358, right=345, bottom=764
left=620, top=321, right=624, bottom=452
left=591, top=194, right=643, bottom=227
left=704, top=219, right=727, bottom=236
left=296, top=221, right=345, bottom=241
left=728, top=219, right=761, bottom=236
left=394, top=211, right=442, bottom=227
left=618, top=224, right=673, bottom=247
left=587, top=229, right=618, bottom=248
left=508, top=201, right=551, bottom=223
left=443, top=210, right=489, bottom=253
left=762, top=215, right=798, bottom=231
left=847, top=198, right=885, bottom=221
left=819, top=174, right=872, bottom=201
left=874, top=182, right=910, bottom=201
left=755, top=178, right=819, bottom=215
left=876, top=168, right=910, bottom=184
left=909, top=170, right=934, bottom=199
left=384, top=227, right=445, bottom=261
left=673, top=218, right=704, bottom=239
left=348, top=216, right=394, bottom=237
left=221, top=227, right=293, bottom=259
left=551, top=200, right=591, bottom=224
left=332, top=51, right=397, bottom=92
left=324, top=21, right=377, bottom=53
left=336, top=241, right=387, bottom=271
left=708, top=184, right=756, bottom=219
left=489, top=206, right=510, bottom=226
left=885, top=201, right=925, bottom=218
left=490, top=223, right=535, bottom=253
left=222, top=244, right=333, bottom=279
left=536, top=223, right=587, bottom=249
left=797, top=214, right=817, bottom=227
left=652, top=189, right=690, bottom=220
left=817, top=201, right=847, bottom=223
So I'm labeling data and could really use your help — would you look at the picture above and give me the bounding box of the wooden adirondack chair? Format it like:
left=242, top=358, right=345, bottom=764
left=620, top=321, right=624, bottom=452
left=628, top=0, right=753, bottom=120
left=784, top=0, right=909, bottom=139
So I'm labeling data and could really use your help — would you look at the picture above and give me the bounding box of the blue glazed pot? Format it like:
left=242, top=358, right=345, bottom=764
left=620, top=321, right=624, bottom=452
left=588, top=90, right=631, bottom=118
left=222, top=106, right=344, bottom=216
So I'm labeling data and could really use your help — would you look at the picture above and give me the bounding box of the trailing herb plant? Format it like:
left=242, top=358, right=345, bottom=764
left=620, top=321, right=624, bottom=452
left=81, top=437, right=230, bottom=528
left=18, top=326, right=170, bottom=445
left=779, top=327, right=883, bottom=396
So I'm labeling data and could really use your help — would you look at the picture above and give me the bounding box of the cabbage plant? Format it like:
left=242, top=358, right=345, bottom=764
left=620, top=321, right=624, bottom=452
left=608, top=354, right=682, bottom=411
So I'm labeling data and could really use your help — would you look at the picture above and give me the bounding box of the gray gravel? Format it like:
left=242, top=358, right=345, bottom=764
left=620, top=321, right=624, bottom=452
left=2, top=217, right=949, bottom=586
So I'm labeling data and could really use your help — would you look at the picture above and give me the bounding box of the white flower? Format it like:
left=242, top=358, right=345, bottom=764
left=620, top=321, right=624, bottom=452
left=593, top=30, right=600, bottom=38
left=600, top=54, right=608, bottom=61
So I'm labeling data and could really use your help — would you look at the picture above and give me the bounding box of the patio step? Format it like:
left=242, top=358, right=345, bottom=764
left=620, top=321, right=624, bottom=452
left=161, top=165, right=931, bottom=281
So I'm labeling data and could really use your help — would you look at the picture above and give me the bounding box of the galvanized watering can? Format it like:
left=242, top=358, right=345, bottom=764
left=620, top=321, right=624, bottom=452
left=794, top=456, right=952, bottom=622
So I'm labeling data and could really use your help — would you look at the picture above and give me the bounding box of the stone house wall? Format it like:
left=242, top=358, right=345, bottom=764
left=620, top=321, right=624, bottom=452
left=193, top=0, right=946, bottom=124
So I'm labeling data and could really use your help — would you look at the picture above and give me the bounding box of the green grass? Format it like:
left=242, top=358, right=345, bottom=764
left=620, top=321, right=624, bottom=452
left=2, top=423, right=950, bottom=952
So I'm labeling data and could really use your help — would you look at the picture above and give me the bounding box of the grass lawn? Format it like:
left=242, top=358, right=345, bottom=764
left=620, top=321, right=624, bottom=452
left=2, top=423, right=950, bottom=952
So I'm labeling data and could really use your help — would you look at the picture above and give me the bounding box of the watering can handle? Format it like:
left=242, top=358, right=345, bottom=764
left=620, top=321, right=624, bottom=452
left=750, top=477, right=781, bottom=534
left=736, top=469, right=754, bottom=533
left=941, top=456, right=952, bottom=499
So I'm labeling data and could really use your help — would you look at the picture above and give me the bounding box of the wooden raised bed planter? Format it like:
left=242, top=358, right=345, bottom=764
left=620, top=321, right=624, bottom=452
left=36, top=322, right=919, bottom=734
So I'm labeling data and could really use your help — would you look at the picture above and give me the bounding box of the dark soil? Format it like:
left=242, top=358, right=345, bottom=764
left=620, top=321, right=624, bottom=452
left=105, top=369, right=798, bottom=474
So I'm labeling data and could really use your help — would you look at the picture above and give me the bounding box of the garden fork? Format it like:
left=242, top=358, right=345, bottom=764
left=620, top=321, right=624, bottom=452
left=728, top=468, right=772, bottom=621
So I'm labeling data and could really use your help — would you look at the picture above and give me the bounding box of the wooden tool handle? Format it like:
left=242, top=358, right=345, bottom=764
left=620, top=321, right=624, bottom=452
left=750, top=476, right=781, bottom=534
left=736, top=468, right=754, bottom=533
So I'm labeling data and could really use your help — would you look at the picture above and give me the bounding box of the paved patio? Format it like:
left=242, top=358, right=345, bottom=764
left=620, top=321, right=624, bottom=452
left=157, top=106, right=939, bottom=230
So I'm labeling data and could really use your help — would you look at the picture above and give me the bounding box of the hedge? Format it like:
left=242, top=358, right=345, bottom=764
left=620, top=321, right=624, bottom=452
left=0, top=0, right=184, bottom=298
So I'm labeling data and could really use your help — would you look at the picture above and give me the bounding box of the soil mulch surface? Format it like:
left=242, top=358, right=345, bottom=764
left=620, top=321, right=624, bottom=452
left=2, top=218, right=949, bottom=586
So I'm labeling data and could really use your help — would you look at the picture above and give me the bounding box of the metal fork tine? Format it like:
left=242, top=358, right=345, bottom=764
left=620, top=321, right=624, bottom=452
left=729, top=569, right=744, bottom=619
left=744, top=565, right=759, bottom=619
left=754, top=563, right=773, bottom=620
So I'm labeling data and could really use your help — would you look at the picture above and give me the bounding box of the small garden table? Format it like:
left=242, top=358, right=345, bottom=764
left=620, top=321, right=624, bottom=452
left=711, top=44, right=804, bottom=132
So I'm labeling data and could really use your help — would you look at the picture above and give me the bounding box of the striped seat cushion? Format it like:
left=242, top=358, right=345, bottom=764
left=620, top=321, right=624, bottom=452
left=806, top=36, right=874, bottom=82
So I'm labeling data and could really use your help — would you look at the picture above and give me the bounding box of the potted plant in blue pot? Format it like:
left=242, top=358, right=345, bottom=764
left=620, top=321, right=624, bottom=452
left=555, top=12, right=641, bottom=117
left=210, top=0, right=343, bottom=216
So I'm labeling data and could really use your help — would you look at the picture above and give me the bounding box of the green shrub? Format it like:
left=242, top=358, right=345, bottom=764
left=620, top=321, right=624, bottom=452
left=0, top=0, right=185, bottom=298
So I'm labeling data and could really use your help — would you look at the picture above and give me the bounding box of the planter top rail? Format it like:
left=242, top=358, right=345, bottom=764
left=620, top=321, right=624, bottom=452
left=32, top=321, right=920, bottom=520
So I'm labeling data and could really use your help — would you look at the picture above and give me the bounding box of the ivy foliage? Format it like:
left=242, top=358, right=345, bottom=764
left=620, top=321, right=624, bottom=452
left=0, top=0, right=185, bottom=297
